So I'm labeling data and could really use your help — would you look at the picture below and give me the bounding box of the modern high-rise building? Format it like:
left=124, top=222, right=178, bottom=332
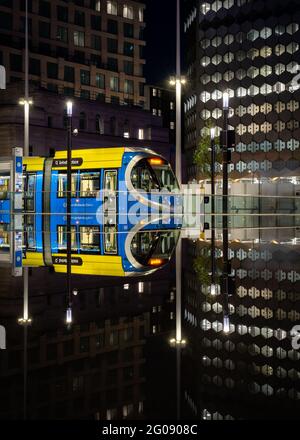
left=184, top=0, right=300, bottom=181
left=182, top=0, right=300, bottom=420
left=0, top=0, right=146, bottom=107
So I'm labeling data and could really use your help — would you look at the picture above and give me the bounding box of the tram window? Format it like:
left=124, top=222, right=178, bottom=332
left=0, top=175, right=10, bottom=200
left=57, top=173, right=77, bottom=198
left=0, top=225, right=9, bottom=250
left=104, top=226, right=117, bottom=255
left=57, top=226, right=77, bottom=252
left=79, top=172, right=100, bottom=197
left=149, top=162, right=179, bottom=191
left=25, top=214, right=36, bottom=249
left=131, top=230, right=179, bottom=265
left=104, top=170, right=117, bottom=191
left=79, top=226, right=100, bottom=253
left=131, top=160, right=159, bottom=192
left=25, top=174, right=36, bottom=212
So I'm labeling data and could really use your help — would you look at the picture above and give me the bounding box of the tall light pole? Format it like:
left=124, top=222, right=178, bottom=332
left=66, top=100, right=73, bottom=326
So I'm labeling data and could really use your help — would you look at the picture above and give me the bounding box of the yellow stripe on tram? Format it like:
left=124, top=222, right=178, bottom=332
left=52, top=254, right=125, bottom=277
left=23, top=157, right=45, bottom=172
left=52, top=148, right=125, bottom=170
left=23, top=252, right=45, bottom=267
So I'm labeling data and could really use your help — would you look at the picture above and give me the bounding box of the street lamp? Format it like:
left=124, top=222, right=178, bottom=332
left=66, top=100, right=73, bottom=325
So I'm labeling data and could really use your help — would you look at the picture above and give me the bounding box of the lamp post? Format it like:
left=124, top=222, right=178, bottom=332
left=210, top=128, right=217, bottom=296
left=66, top=100, right=73, bottom=326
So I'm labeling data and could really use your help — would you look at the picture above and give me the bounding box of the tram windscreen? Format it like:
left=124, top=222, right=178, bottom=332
left=130, top=230, right=180, bottom=266
left=131, top=158, right=179, bottom=192
left=150, top=161, right=179, bottom=192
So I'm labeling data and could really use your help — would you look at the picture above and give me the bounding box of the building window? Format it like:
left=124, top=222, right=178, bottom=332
left=158, top=109, right=162, bottom=117
left=110, top=76, right=119, bottom=92
left=152, top=88, right=157, bottom=97
left=170, top=101, right=174, bottom=110
left=107, top=19, right=118, bottom=34
left=138, top=7, right=144, bottom=22
left=29, top=58, right=40, bottom=76
left=74, top=30, right=85, bottom=47
left=47, top=62, right=58, bottom=79
left=79, top=112, right=87, bottom=130
left=107, top=1, right=117, bottom=15
left=39, top=0, right=51, bottom=18
left=74, top=10, right=85, bottom=27
left=96, top=115, right=105, bottom=134
left=124, top=60, right=133, bottom=75
left=107, top=57, right=118, bottom=71
left=124, top=23, right=134, bottom=38
left=124, top=42, right=134, bottom=57
left=124, top=79, right=134, bottom=95
left=91, top=14, right=101, bottom=30
left=80, top=70, right=90, bottom=86
left=123, top=5, right=134, bottom=19
left=139, top=83, right=144, bottom=97
left=138, top=128, right=144, bottom=140
left=57, top=5, right=68, bottom=22
left=152, top=108, right=157, bottom=116
left=91, top=0, right=101, bottom=11
left=56, top=26, right=68, bottom=42
left=107, top=38, right=118, bottom=53
left=64, top=66, right=74, bottom=82
left=96, top=73, right=105, bottom=89
left=91, top=34, right=101, bottom=50
left=39, top=21, right=51, bottom=38
left=170, top=121, right=175, bottom=130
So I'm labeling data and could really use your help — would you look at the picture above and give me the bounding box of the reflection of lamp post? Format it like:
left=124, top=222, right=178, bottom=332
left=210, top=128, right=216, bottom=296
left=222, top=92, right=230, bottom=332
left=66, top=100, right=73, bottom=326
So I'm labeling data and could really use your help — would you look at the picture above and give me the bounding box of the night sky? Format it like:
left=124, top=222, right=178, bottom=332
left=143, top=0, right=177, bottom=85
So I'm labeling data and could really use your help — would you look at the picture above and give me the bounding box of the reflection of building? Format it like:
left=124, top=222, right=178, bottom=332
left=183, top=240, right=300, bottom=420
left=145, top=85, right=176, bottom=144
left=0, top=0, right=146, bottom=107
left=0, top=274, right=176, bottom=420
left=184, top=0, right=300, bottom=181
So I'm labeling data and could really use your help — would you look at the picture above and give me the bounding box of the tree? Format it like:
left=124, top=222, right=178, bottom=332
left=193, top=121, right=222, bottom=179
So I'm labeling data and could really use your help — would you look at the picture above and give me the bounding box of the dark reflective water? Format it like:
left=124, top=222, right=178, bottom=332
left=1, top=194, right=300, bottom=420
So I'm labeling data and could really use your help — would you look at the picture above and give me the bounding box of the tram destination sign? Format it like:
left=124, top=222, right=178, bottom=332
left=53, top=158, right=83, bottom=167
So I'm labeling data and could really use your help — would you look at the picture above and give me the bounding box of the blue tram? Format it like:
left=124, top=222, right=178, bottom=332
left=1, top=147, right=182, bottom=276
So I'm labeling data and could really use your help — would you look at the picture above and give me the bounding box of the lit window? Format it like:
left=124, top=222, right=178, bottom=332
left=124, top=284, right=130, bottom=290
left=94, top=0, right=101, bottom=11
left=138, top=128, right=144, bottom=140
left=123, top=4, right=134, bottom=19
left=107, top=1, right=117, bottom=15
left=170, top=101, right=174, bottom=110
left=124, top=132, right=130, bottom=138
left=138, top=7, right=144, bottom=22
left=170, top=121, right=175, bottom=130
left=73, top=30, right=85, bottom=47
left=110, top=76, right=119, bottom=91
left=152, top=108, right=157, bottom=116
left=152, top=88, right=157, bottom=97
left=138, top=282, right=144, bottom=293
